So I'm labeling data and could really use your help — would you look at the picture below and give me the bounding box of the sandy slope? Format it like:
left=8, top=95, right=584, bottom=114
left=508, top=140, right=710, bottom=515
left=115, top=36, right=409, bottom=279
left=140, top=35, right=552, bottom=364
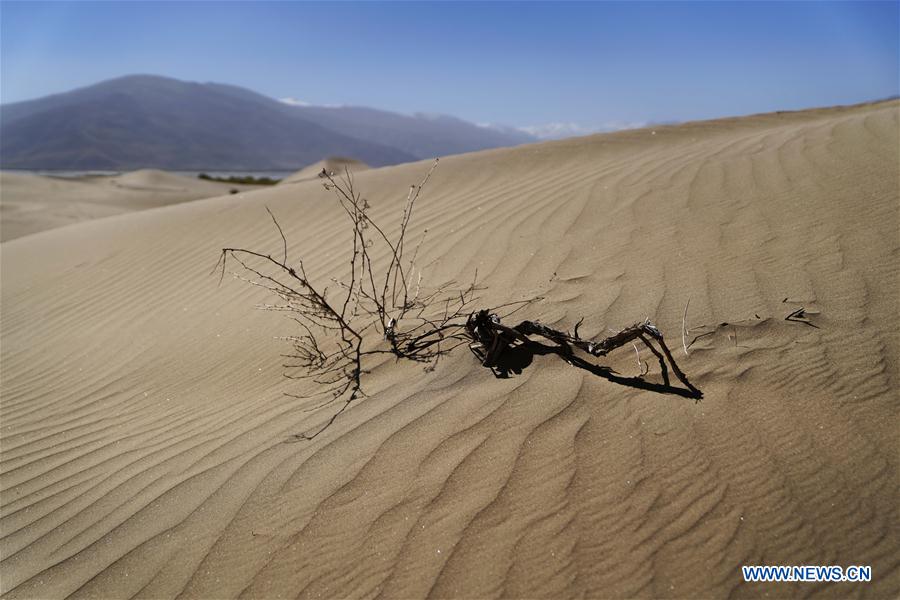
left=0, top=169, right=253, bottom=242
left=1, top=101, right=898, bottom=599
left=279, top=157, right=370, bottom=185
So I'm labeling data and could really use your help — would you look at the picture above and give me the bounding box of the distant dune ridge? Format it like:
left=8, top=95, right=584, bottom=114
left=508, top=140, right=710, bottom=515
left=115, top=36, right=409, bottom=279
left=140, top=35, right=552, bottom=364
left=0, top=75, right=534, bottom=170
left=0, top=169, right=254, bottom=241
left=0, top=160, right=371, bottom=242
left=279, top=156, right=370, bottom=185
left=1, top=101, right=898, bottom=598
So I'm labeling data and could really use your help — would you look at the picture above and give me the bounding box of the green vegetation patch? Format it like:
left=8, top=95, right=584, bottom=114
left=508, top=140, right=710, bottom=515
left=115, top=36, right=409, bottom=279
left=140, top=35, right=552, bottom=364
left=198, top=173, right=280, bottom=185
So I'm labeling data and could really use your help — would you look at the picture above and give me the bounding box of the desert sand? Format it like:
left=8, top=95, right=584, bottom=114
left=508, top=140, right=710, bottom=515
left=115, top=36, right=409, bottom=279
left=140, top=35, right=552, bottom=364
left=279, top=156, right=370, bottom=185
left=0, top=169, right=254, bottom=242
left=1, top=101, right=898, bottom=599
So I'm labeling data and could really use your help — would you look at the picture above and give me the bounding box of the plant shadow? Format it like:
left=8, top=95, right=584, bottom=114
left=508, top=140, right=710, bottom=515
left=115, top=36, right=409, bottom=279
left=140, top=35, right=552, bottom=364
left=487, top=339, right=703, bottom=401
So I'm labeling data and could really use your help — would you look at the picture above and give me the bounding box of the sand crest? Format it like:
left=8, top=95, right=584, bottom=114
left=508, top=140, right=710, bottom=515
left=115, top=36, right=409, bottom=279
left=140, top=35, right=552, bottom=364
left=279, top=157, right=370, bottom=185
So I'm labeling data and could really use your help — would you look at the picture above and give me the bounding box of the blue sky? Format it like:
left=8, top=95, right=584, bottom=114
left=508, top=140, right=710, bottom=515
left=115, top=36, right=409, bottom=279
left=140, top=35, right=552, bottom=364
left=2, top=1, right=897, bottom=136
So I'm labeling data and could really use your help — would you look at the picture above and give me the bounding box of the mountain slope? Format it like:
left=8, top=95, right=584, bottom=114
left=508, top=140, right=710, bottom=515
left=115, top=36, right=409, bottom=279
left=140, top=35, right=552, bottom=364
left=0, top=75, right=415, bottom=170
left=290, top=105, right=535, bottom=158
left=0, top=75, right=534, bottom=170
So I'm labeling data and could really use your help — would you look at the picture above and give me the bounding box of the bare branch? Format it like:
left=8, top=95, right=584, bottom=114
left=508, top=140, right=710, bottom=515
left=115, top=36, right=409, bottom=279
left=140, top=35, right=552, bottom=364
left=266, top=205, right=288, bottom=265
left=219, top=160, right=700, bottom=440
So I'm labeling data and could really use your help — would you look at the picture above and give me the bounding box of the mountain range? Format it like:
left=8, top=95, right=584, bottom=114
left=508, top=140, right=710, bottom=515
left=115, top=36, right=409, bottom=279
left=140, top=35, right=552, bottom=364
left=0, top=75, right=535, bottom=170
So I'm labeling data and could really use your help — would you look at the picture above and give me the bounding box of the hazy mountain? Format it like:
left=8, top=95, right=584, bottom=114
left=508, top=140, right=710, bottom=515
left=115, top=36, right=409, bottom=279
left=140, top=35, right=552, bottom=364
left=0, top=76, right=414, bottom=170
left=287, top=105, right=536, bottom=158
left=0, top=75, right=535, bottom=171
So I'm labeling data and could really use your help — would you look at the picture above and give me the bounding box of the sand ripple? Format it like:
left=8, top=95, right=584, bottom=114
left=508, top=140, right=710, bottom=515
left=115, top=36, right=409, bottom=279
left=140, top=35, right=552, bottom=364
left=2, top=102, right=898, bottom=598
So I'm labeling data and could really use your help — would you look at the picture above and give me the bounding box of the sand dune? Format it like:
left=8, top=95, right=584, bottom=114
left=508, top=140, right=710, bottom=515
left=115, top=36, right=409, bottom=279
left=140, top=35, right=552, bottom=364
left=1, top=101, right=898, bottom=598
left=0, top=169, right=252, bottom=241
left=279, top=157, right=370, bottom=185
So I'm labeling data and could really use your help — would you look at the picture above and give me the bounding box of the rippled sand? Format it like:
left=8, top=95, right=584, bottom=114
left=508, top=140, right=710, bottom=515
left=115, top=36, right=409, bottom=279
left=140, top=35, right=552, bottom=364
left=1, top=101, right=898, bottom=598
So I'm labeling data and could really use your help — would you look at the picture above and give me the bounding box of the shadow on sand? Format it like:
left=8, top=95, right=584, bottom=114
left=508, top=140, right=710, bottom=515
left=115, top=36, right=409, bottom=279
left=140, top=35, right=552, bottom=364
left=485, top=339, right=703, bottom=401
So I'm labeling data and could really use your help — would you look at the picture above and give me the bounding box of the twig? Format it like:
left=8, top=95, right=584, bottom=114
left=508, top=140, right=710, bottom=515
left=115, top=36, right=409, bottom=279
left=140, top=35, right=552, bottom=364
left=632, top=342, right=649, bottom=376
left=266, top=205, right=288, bottom=264
left=785, top=307, right=820, bottom=328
